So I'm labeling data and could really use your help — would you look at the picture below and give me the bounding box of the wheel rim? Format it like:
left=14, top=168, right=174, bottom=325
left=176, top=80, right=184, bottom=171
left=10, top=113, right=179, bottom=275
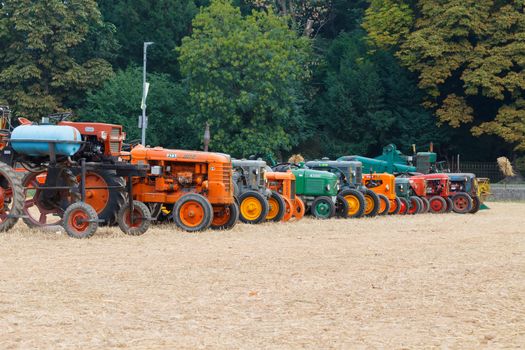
left=344, top=195, right=360, bottom=216
left=124, top=207, right=144, bottom=228
left=454, top=196, right=468, bottom=211
left=399, top=200, right=407, bottom=214
left=430, top=198, right=444, bottom=212
left=179, top=200, right=206, bottom=227
left=364, top=195, right=374, bottom=215
left=212, top=206, right=231, bottom=226
left=389, top=199, right=398, bottom=213
left=80, top=172, right=110, bottom=214
left=266, top=197, right=279, bottom=220
left=408, top=199, right=418, bottom=214
left=240, top=197, right=263, bottom=221
left=379, top=198, right=387, bottom=213
left=68, top=209, right=89, bottom=233
left=23, top=172, right=62, bottom=226
left=295, top=198, right=305, bottom=219
left=314, top=200, right=331, bottom=218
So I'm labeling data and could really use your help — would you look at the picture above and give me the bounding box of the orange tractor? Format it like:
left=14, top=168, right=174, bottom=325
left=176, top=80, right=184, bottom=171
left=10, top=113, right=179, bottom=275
left=129, top=145, right=238, bottom=232
left=265, top=171, right=305, bottom=222
left=362, top=173, right=401, bottom=215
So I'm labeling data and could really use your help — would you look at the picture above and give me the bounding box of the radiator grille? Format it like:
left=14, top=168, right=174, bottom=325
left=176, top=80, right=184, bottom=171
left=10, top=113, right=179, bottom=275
left=109, top=128, right=121, bottom=154
left=291, top=180, right=296, bottom=200
left=223, top=163, right=232, bottom=192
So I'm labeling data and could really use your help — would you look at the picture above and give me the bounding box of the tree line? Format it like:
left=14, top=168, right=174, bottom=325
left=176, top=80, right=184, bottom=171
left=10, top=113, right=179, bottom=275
left=0, top=0, right=523, bottom=162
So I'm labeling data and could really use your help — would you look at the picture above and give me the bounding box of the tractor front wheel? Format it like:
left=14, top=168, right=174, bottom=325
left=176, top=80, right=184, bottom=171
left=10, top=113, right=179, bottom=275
left=445, top=197, right=454, bottom=213
left=335, top=195, right=349, bottom=218
left=363, top=189, right=380, bottom=217
left=408, top=196, right=421, bottom=215
left=419, top=197, right=430, bottom=213
left=173, top=193, right=213, bottom=231
left=0, top=162, right=24, bottom=232
left=388, top=197, right=402, bottom=215
left=63, top=202, right=98, bottom=239
left=282, top=196, right=294, bottom=222
left=211, top=203, right=239, bottom=230
left=340, top=189, right=365, bottom=218
left=238, top=191, right=269, bottom=224
left=377, top=194, right=390, bottom=215
left=398, top=197, right=409, bottom=215
left=469, top=196, right=481, bottom=214
left=117, top=200, right=151, bottom=235
left=293, top=197, right=306, bottom=220
left=266, top=191, right=286, bottom=222
left=311, top=196, right=335, bottom=219
left=429, top=196, right=447, bottom=214
left=452, top=193, right=473, bottom=214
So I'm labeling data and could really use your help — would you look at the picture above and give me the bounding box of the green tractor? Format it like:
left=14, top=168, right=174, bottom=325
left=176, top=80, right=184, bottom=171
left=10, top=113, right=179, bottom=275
left=232, top=159, right=271, bottom=224
left=271, top=163, right=347, bottom=219
left=303, top=159, right=379, bottom=218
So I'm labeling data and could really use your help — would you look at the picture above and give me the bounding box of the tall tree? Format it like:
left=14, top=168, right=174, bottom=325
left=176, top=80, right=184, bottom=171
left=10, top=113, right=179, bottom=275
left=177, top=0, right=312, bottom=157
left=97, top=0, right=204, bottom=77
left=0, top=0, right=115, bottom=119
left=364, top=0, right=525, bottom=152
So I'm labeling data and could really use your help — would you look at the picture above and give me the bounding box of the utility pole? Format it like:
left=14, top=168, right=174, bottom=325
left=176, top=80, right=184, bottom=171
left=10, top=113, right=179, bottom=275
left=140, top=42, right=154, bottom=146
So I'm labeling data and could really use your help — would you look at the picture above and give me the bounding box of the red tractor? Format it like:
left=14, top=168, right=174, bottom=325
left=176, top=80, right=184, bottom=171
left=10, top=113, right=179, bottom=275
left=409, top=173, right=451, bottom=214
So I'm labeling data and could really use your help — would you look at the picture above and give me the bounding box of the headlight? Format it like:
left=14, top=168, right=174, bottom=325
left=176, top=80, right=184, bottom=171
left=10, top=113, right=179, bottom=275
left=100, top=131, right=108, bottom=140
left=326, top=184, right=331, bottom=191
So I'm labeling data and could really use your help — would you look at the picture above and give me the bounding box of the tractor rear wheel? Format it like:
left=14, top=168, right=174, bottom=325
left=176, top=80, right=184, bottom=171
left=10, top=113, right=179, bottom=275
left=63, top=202, right=98, bottom=239
left=377, top=194, right=390, bottom=215
left=398, top=197, right=409, bottom=215
left=0, top=162, right=24, bottom=232
left=452, top=193, right=473, bottom=214
left=117, top=200, right=151, bottom=235
left=76, top=170, right=126, bottom=226
left=293, top=197, right=306, bottom=220
left=340, top=189, right=365, bottom=218
left=173, top=193, right=213, bottom=231
left=335, top=195, right=349, bottom=218
left=363, top=189, right=380, bottom=217
left=388, top=197, right=402, bottom=215
left=408, top=196, right=421, bottom=215
left=445, top=197, right=454, bottom=213
left=238, top=191, right=269, bottom=224
left=266, top=191, right=286, bottom=222
left=211, top=203, right=239, bottom=230
left=415, top=197, right=425, bottom=214
left=469, top=196, right=481, bottom=214
left=419, top=197, right=430, bottom=213
left=429, top=196, right=447, bottom=214
left=311, top=196, right=335, bottom=219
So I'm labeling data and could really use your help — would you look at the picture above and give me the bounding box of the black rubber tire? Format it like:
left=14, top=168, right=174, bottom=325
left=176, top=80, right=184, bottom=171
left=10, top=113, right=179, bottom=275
left=117, top=200, right=151, bottom=235
left=339, top=189, right=366, bottom=218
left=363, top=189, right=380, bottom=217
left=377, top=194, right=390, bottom=216
left=63, top=202, right=98, bottom=239
left=211, top=203, right=239, bottom=230
left=266, top=191, right=286, bottom=222
left=419, top=197, right=430, bottom=213
left=311, top=196, right=335, bottom=219
left=469, top=196, right=481, bottom=214
left=445, top=197, right=454, bottom=213
left=429, top=196, right=447, bottom=214
left=399, top=197, right=410, bottom=215
left=173, top=193, right=213, bottom=232
left=414, top=197, right=425, bottom=214
left=408, top=196, right=421, bottom=215
left=0, top=162, right=24, bottom=232
left=335, top=195, right=349, bottom=218
left=389, top=197, right=402, bottom=215
left=238, top=190, right=269, bottom=224
left=452, top=193, right=473, bottom=214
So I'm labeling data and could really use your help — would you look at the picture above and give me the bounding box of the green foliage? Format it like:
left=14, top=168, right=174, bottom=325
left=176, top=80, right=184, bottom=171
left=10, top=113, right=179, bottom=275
left=363, top=0, right=414, bottom=48
left=364, top=0, right=525, bottom=151
left=177, top=0, right=312, bottom=157
left=97, top=0, right=203, bottom=77
left=307, top=31, right=446, bottom=158
left=79, top=67, right=198, bottom=149
left=0, top=0, right=115, bottom=119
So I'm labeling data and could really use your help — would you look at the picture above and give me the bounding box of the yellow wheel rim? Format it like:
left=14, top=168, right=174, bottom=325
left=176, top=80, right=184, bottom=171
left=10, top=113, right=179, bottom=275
left=240, top=196, right=263, bottom=221
left=345, top=195, right=360, bottom=216
left=266, top=197, right=279, bottom=220
left=364, top=195, right=374, bottom=215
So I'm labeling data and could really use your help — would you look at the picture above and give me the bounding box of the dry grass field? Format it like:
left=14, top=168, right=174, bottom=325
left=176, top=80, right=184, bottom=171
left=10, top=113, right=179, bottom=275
left=1, top=202, right=524, bottom=349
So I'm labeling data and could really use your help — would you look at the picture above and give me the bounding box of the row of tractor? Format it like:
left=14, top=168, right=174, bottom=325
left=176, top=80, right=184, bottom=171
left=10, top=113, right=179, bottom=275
left=0, top=106, right=487, bottom=239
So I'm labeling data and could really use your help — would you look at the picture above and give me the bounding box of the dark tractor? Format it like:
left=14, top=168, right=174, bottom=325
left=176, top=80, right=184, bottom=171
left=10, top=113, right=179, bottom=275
left=447, top=173, right=480, bottom=214
left=232, top=159, right=271, bottom=224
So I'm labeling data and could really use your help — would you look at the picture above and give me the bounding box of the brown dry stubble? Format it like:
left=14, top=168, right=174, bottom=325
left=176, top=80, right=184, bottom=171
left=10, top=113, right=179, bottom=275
left=0, top=202, right=524, bottom=349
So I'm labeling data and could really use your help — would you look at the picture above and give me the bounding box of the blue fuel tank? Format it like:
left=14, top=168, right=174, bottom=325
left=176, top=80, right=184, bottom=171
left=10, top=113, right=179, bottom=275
left=11, top=125, right=82, bottom=157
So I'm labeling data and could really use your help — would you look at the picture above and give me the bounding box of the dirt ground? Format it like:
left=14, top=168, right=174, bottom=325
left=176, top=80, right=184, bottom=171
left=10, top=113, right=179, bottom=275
left=0, top=202, right=524, bottom=349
